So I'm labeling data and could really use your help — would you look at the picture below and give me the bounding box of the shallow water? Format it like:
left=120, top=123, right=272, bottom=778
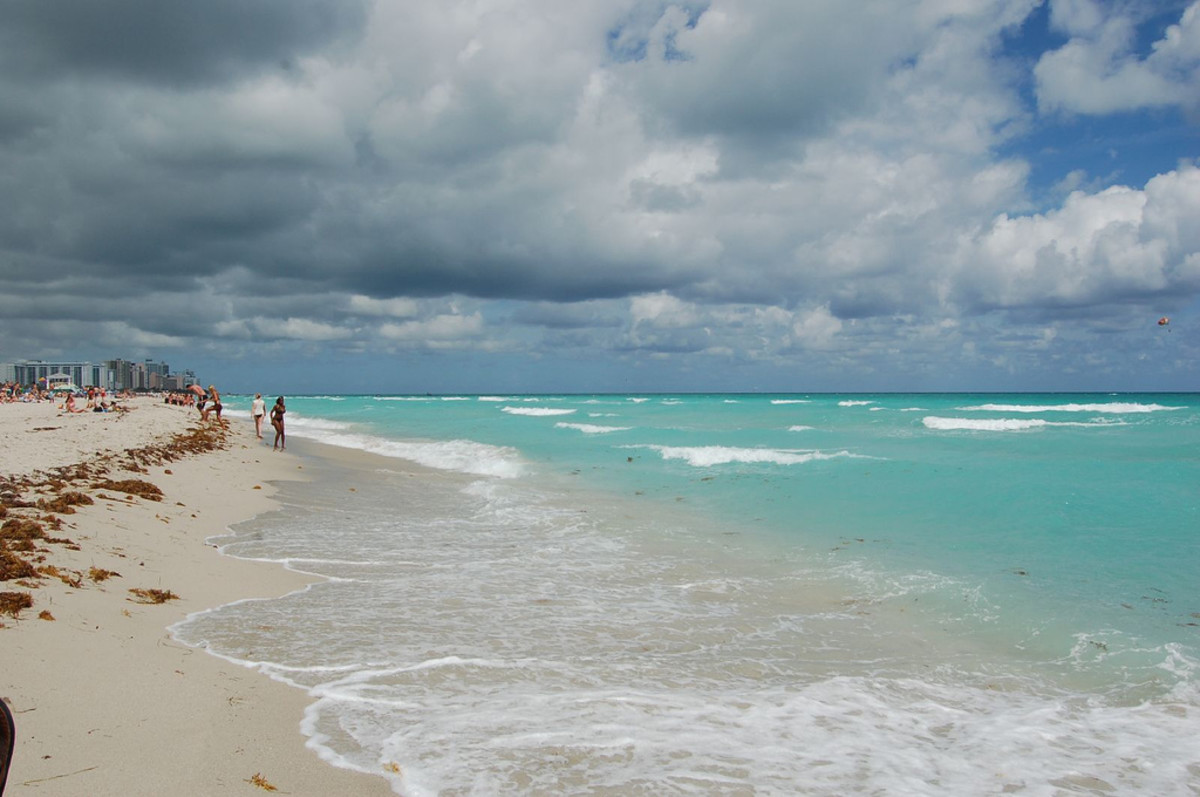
left=175, top=394, right=1200, bottom=795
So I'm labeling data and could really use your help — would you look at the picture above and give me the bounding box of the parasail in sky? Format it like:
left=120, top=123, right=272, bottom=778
left=1158, top=317, right=1170, bottom=326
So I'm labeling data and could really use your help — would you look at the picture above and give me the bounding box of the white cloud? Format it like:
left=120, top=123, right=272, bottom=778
left=225, top=317, right=355, bottom=341
left=347, top=295, right=420, bottom=318
left=1035, top=1, right=1200, bottom=114
left=791, top=305, right=843, bottom=350
left=378, top=312, right=484, bottom=343
left=960, top=164, right=1200, bottom=308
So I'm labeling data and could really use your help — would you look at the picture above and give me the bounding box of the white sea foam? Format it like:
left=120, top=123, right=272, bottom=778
left=555, top=422, right=631, bottom=434
left=922, top=416, right=1124, bottom=431
left=788, top=425, right=815, bottom=432
left=959, top=402, right=1182, bottom=413
left=838, top=400, right=875, bottom=407
left=286, top=424, right=523, bottom=477
left=287, top=415, right=354, bottom=432
left=633, top=444, right=863, bottom=467
left=770, top=399, right=810, bottom=404
left=501, top=406, right=577, bottom=417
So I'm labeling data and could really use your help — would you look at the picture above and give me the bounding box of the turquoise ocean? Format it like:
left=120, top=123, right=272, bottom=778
left=173, top=394, right=1200, bottom=795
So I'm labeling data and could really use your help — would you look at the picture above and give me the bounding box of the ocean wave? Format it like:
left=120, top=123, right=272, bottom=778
left=771, top=399, right=810, bottom=405
left=287, top=415, right=354, bottom=432
left=631, top=444, right=863, bottom=467
left=958, top=402, right=1182, bottom=414
left=502, top=406, right=577, bottom=417
left=838, top=400, right=875, bottom=407
left=286, top=426, right=524, bottom=478
left=922, top=417, right=1125, bottom=432
left=788, top=425, right=815, bottom=432
left=555, top=422, right=632, bottom=434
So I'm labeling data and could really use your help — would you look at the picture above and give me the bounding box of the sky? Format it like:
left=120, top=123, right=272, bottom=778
left=1, top=0, right=1198, bottom=394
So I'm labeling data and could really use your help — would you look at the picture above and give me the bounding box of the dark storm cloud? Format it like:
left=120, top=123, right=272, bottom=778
left=0, top=0, right=367, bottom=87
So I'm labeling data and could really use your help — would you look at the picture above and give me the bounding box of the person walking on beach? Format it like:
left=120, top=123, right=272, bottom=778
left=270, top=396, right=286, bottom=451
left=251, top=393, right=266, bottom=439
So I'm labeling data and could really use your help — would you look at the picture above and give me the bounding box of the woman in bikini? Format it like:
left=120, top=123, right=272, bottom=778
left=270, top=396, right=286, bottom=451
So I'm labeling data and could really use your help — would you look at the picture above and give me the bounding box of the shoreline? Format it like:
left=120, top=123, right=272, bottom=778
left=1, top=397, right=392, bottom=796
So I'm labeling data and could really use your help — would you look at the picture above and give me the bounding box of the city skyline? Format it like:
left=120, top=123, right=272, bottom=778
left=2, top=356, right=198, bottom=392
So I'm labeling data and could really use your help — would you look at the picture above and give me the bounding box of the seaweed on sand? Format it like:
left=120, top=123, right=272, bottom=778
left=127, top=588, right=179, bottom=604
left=0, top=551, right=36, bottom=582
left=91, top=479, right=163, bottom=502
left=246, top=773, right=279, bottom=791
left=37, top=491, right=94, bottom=514
left=0, top=591, right=33, bottom=618
left=89, top=567, right=121, bottom=583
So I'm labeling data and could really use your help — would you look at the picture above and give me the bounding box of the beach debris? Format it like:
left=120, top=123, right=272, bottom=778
left=245, top=772, right=279, bottom=791
left=0, top=551, right=36, bottom=581
left=1, top=518, right=46, bottom=550
left=38, top=565, right=84, bottom=588
left=91, top=479, right=163, bottom=502
left=0, top=419, right=230, bottom=616
left=127, top=588, right=179, bottom=604
left=384, top=762, right=402, bottom=775
left=38, top=610, right=54, bottom=621
left=88, top=567, right=120, bottom=583
left=37, top=491, right=94, bottom=514
left=0, top=591, right=33, bottom=618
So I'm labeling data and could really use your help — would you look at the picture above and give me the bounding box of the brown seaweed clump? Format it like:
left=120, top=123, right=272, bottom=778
left=246, top=773, right=279, bottom=791
left=0, top=591, right=33, bottom=618
left=37, top=490, right=95, bottom=514
left=0, top=518, right=46, bottom=551
left=92, top=479, right=164, bottom=502
left=0, top=550, right=37, bottom=581
left=128, top=587, right=179, bottom=604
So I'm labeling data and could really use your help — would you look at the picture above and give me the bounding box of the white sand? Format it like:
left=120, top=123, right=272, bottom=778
left=1, top=397, right=393, bottom=795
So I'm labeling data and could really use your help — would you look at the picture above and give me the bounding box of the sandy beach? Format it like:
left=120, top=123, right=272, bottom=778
left=1, top=397, right=392, bottom=796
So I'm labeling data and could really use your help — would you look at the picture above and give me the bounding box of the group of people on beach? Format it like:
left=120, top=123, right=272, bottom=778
left=251, top=392, right=286, bottom=450
left=169, top=384, right=286, bottom=449
left=2, top=382, right=128, bottom=407
left=0, top=382, right=44, bottom=403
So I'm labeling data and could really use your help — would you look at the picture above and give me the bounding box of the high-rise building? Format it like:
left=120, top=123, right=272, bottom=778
left=0, top=358, right=192, bottom=391
left=8, top=360, right=106, bottom=389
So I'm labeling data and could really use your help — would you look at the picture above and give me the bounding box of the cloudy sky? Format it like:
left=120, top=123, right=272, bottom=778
left=1, top=0, right=1198, bottom=393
